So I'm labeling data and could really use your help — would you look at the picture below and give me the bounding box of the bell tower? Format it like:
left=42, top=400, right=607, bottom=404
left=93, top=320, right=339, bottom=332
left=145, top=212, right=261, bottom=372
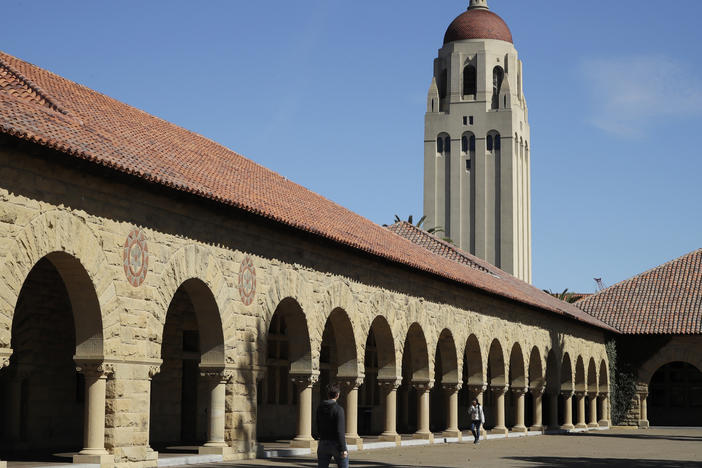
left=423, top=1, right=532, bottom=282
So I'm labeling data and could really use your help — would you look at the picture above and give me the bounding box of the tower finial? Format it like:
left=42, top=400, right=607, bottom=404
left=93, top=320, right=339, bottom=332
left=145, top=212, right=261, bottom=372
left=468, top=0, right=489, bottom=10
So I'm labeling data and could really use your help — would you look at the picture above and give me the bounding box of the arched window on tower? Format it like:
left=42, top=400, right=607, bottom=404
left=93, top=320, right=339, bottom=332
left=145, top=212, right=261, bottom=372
left=439, top=69, right=448, bottom=100
left=486, top=134, right=493, bottom=152
left=492, top=66, right=504, bottom=110
left=437, top=133, right=450, bottom=156
left=487, top=131, right=501, bottom=153
left=463, top=132, right=475, bottom=171
left=463, top=65, right=477, bottom=98
left=461, top=135, right=468, bottom=153
left=444, top=135, right=451, bottom=154
left=437, top=137, right=444, bottom=154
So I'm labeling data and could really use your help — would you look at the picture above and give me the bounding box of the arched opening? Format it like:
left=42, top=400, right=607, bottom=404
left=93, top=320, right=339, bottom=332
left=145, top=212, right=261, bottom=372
left=463, top=65, right=477, bottom=98
left=459, top=335, right=483, bottom=430
left=559, top=353, right=573, bottom=426
left=358, top=316, right=396, bottom=436
left=462, top=132, right=475, bottom=173
left=587, top=358, right=598, bottom=425
left=438, top=69, right=448, bottom=112
left=485, top=339, right=505, bottom=430
left=430, top=330, right=458, bottom=433
left=398, top=323, right=429, bottom=434
left=573, top=356, right=585, bottom=426
left=508, top=343, right=525, bottom=429
left=598, top=360, right=608, bottom=422
left=649, top=362, right=702, bottom=426
left=527, top=347, right=544, bottom=429
left=491, top=66, right=504, bottom=109
left=256, top=298, right=312, bottom=441
left=0, top=253, right=103, bottom=462
left=150, top=278, right=225, bottom=453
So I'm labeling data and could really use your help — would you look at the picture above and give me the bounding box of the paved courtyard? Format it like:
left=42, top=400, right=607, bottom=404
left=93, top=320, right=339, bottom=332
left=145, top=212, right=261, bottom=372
left=208, top=428, right=702, bottom=468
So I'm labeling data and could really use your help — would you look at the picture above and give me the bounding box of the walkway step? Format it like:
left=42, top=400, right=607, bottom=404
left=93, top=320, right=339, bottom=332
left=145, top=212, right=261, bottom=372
left=157, top=454, right=223, bottom=467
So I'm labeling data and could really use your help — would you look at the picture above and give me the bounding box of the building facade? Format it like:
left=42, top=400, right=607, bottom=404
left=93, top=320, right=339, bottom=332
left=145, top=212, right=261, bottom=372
left=424, top=0, right=532, bottom=282
left=0, top=48, right=610, bottom=468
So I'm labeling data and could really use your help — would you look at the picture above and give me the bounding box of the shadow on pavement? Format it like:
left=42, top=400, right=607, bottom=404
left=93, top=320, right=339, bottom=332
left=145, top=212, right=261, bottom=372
left=218, top=458, right=454, bottom=468
left=504, top=457, right=702, bottom=468
left=567, top=431, right=702, bottom=442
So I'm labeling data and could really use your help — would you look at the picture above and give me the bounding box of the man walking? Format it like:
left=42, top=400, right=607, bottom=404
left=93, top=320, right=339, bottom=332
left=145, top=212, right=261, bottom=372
left=316, top=383, right=348, bottom=468
left=468, top=398, right=485, bottom=444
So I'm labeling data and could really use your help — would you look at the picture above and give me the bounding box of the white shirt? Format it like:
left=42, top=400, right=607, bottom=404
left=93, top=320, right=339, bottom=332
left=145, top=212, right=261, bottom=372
left=468, top=404, right=485, bottom=423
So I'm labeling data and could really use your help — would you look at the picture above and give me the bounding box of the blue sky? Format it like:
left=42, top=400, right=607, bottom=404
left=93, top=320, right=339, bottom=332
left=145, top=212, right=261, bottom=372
left=2, top=1, right=701, bottom=292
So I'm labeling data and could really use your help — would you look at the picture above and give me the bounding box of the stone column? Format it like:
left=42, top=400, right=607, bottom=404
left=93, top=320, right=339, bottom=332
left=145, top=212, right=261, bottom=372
left=73, top=361, right=114, bottom=466
left=290, top=373, right=319, bottom=448
left=490, top=386, right=508, bottom=435
left=511, top=387, right=527, bottom=432
left=587, top=393, right=598, bottom=428
left=412, top=381, right=433, bottom=441
left=468, top=384, right=488, bottom=437
left=638, top=392, right=649, bottom=429
left=529, top=385, right=545, bottom=431
left=341, top=377, right=364, bottom=449
left=575, top=391, right=587, bottom=429
left=598, top=393, right=610, bottom=427
left=442, top=383, right=461, bottom=439
left=560, top=391, right=574, bottom=430
left=199, top=368, right=234, bottom=455
left=378, top=379, right=402, bottom=444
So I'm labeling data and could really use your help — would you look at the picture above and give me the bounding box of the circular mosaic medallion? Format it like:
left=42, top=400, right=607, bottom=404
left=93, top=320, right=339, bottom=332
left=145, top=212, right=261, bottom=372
left=123, top=228, right=149, bottom=287
left=238, top=256, right=256, bottom=306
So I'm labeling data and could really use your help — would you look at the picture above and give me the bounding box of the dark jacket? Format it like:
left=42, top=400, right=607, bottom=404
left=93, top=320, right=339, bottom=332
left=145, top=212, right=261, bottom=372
left=316, top=399, right=347, bottom=451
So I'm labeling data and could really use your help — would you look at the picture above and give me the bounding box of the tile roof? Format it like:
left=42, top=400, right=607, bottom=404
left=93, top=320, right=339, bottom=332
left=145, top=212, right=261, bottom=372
left=388, top=222, right=616, bottom=330
left=0, top=50, right=614, bottom=332
left=576, top=249, right=702, bottom=334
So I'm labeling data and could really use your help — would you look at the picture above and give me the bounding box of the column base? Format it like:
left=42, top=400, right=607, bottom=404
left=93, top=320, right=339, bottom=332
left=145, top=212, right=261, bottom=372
left=638, top=420, right=649, bottom=429
left=290, top=438, right=317, bottom=449
left=345, top=435, right=363, bottom=450
left=0, top=461, right=6, bottom=468
left=575, top=423, right=588, bottom=429
left=378, top=433, right=402, bottom=444
left=560, top=424, right=574, bottom=431
left=73, top=453, right=114, bottom=467
left=598, top=420, right=610, bottom=428
left=490, top=426, right=508, bottom=435
left=145, top=448, right=159, bottom=462
left=198, top=445, right=233, bottom=456
left=587, top=422, right=599, bottom=428
left=511, top=425, right=527, bottom=433
left=529, top=425, right=544, bottom=432
left=412, top=432, right=434, bottom=442
left=441, top=429, right=462, bottom=439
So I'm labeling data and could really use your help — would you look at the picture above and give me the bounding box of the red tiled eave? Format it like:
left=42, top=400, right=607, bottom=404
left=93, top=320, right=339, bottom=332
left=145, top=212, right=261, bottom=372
left=0, top=51, right=615, bottom=332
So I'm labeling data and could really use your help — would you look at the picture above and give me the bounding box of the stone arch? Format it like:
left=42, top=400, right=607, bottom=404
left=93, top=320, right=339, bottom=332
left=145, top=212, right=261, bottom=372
left=435, top=329, right=459, bottom=385
left=509, top=342, right=526, bottom=388
left=177, top=278, right=225, bottom=366
left=599, top=359, right=608, bottom=392
left=574, top=355, right=586, bottom=392
left=545, top=349, right=559, bottom=393
left=403, top=322, right=430, bottom=382
left=152, top=244, right=231, bottom=361
left=464, top=334, right=483, bottom=385
left=528, top=346, right=544, bottom=390
left=639, top=342, right=702, bottom=385
left=587, top=357, right=598, bottom=393
left=368, top=315, right=397, bottom=380
left=487, top=338, right=506, bottom=387
left=0, top=210, right=115, bottom=356
left=322, top=307, right=359, bottom=378
left=560, top=352, right=573, bottom=392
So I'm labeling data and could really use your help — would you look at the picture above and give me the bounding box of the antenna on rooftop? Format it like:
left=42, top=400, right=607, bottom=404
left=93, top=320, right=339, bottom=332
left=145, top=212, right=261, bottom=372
left=594, top=277, right=607, bottom=292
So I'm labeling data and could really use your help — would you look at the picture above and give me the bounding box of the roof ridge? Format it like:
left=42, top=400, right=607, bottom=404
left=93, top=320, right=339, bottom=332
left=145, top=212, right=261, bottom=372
left=578, top=248, right=702, bottom=305
left=0, top=56, right=68, bottom=115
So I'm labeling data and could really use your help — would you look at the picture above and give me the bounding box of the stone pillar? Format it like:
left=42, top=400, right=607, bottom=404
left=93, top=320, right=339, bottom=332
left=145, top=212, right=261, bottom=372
left=511, top=387, right=527, bottom=433
left=412, top=381, right=433, bottom=441
left=341, top=377, right=364, bottom=449
left=378, top=379, right=402, bottom=444
left=529, top=385, right=545, bottom=431
left=587, top=393, right=598, bottom=428
left=199, top=368, right=234, bottom=455
left=490, top=386, right=508, bottom=435
left=560, top=391, right=574, bottom=430
left=468, top=384, right=488, bottom=437
left=73, top=361, right=114, bottom=466
left=290, top=373, right=319, bottom=448
left=598, top=393, right=610, bottom=427
left=442, top=383, right=461, bottom=439
left=638, top=392, right=649, bottom=429
left=575, top=391, right=587, bottom=429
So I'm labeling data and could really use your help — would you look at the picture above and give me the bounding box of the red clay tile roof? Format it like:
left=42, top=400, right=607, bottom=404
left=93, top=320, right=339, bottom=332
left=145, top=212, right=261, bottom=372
left=577, top=249, right=702, bottom=334
left=0, top=50, right=613, bottom=331
left=444, top=9, right=513, bottom=45
left=388, top=222, right=615, bottom=330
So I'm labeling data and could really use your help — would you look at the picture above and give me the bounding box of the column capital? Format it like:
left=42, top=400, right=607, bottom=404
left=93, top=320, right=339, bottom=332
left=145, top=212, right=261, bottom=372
left=291, top=372, right=319, bottom=389
left=442, top=382, right=462, bottom=392
left=530, top=384, right=546, bottom=396
left=588, top=391, right=598, bottom=398
left=378, top=378, right=402, bottom=391
left=574, top=390, right=586, bottom=398
left=490, top=385, right=508, bottom=396
left=0, top=348, right=12, bottom=369
left=199, top=366, right=235, bottom=384
left=639, top=391, right=648, bottom=399
left=511, top=386, right=528, bottom=395
left=75, top=360, right=114, bottom=379
left=560, top=390, right=574, bottom=398
left=339, top=376, right=365, bottom=391
left=468, top=383, right=488, bottom=393
left=412, top=380, right=434, bottom=391
left=148, top=365, right=161, bottom=380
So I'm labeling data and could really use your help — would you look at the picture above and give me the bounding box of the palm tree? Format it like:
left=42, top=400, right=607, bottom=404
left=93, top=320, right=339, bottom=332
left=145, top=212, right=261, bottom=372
left=543, top=288, right=580, bottom=303
left=388, top=214, right=453, bottom=243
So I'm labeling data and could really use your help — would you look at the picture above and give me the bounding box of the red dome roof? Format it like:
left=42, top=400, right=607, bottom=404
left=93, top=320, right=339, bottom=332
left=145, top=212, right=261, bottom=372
left=443, top=8, right=513, bottom=45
